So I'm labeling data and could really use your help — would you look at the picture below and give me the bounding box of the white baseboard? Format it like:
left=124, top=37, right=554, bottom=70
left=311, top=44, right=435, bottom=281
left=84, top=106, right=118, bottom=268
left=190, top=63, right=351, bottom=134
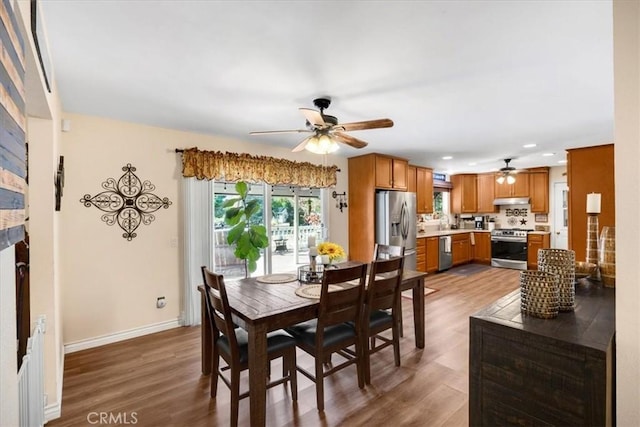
left=44, top=353, right=64, bottom=423
left=44, top=400, right=61, bottom=423
left=64, top=318, right=181, bottom=354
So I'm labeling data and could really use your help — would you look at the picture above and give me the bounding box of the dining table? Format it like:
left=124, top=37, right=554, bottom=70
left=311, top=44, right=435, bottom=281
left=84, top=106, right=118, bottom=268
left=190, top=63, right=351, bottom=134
left=197, top=262, right=428, bottom=426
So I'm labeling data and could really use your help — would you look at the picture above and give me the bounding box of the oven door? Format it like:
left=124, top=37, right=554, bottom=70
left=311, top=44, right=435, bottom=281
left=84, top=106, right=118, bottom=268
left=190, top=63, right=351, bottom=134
left=491, top=237, right=528, bottom=270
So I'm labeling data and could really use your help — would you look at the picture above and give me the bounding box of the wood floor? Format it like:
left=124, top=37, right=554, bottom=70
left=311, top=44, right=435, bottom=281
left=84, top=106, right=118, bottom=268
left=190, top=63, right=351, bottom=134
left=48, top=265, right=520, bottom=427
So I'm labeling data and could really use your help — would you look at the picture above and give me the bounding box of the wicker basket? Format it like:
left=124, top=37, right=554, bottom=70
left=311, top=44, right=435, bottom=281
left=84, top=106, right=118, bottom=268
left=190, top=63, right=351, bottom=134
left=520, top=270, right=560, bottom=319
left=538, top=249, right=575, bottom=312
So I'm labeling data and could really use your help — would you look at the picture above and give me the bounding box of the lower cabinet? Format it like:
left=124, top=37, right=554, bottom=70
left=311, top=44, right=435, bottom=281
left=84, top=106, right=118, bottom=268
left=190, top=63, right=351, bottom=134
left=416, top=237, right=426, bottom=272
left=426, top=236, right=439, bottom=273
left=527, top=233, right=550, bottom=269
left=472, top=232, right=491, bottom=264
left=452, top=233, right=471, bottom=266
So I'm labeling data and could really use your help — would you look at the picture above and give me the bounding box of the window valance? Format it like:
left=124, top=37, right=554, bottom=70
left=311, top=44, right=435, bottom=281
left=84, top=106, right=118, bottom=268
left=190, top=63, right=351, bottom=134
left=180, top=147, right=338, bottom=188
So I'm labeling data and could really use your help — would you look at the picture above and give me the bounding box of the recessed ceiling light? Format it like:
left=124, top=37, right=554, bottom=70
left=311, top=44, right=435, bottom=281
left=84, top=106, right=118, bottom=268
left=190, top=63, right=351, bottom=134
left=523, top=143, right=537, bottom=148
left=542, top=153, right=555, bottom=157
left=558, top=160, right=567, bottom=164
left=468, top=162, right=477, bottom=166
left=442, top=156, right=453, bottom=160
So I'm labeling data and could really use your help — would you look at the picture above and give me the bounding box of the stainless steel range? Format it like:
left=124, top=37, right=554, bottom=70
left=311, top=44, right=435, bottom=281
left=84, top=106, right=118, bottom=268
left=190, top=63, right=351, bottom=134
left=490, top=228, right=531, bottom=270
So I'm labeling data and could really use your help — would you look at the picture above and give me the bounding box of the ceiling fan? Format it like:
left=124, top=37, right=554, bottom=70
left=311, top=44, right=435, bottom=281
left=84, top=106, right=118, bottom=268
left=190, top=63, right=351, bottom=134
left=249, top=97, right=394, bottom=154
left=496, top=158, right=524, bottom=184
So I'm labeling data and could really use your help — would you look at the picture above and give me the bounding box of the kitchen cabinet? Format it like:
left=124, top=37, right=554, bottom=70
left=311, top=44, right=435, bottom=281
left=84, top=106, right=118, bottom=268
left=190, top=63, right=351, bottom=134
left=527, top=233, right=550, bottom=269
left=476, top=174, right=498, bottom=213
left=416, top=166, right=434, bottom=214
left=426, top=236, right=439, bottom=273
left=452, top=233, right=471, bottom=266
left=567, top=144, right=615, bottom=261
left=528, top=167, right=549, bottom=213
left=416, top=237, right=426, bottom=272
left=470, top=287, right=614, bottom=427
left=375, top=154, right=408, bottom=190
left=348, top=153, right=410, bottom=262
left=451, top=174, right=477, bottom=214
left=494, top=174, right=529, bottom=198
left=407, top=165, right=417, bottom=193
left=472, top=232, right=491, bottom=264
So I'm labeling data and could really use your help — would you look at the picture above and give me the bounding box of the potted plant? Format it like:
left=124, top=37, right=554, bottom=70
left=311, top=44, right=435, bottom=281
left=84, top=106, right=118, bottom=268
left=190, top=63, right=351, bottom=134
left=223, top=181, right=269, bottom=276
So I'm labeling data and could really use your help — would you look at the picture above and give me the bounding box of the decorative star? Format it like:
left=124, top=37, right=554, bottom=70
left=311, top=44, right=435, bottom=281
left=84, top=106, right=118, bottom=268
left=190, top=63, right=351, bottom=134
left=520, top=218, right=528, bottom=226
left=80, top=164, right=171, bottom=240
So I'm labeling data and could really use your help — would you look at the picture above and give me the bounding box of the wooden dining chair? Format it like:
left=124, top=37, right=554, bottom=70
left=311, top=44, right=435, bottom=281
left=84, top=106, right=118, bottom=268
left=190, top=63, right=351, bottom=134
left=362, top=254, right=405, bottom=384
left=372, top=243, right=406, bottom=335
left=285, top=263, right=368, bottom=411
left=200, top=266, right=297, bottom=426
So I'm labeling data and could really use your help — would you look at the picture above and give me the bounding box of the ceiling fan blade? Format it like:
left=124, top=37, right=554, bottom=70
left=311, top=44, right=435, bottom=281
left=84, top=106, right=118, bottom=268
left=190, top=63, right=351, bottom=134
left=292, top=135, right=317, bottom=153
left=333, top=132, right=368, bottom=149
left=337, top=118, right=394, bottom=132
left=249, top=129, right=312, bottom=135
left=299, top=108, right=325, bottom=127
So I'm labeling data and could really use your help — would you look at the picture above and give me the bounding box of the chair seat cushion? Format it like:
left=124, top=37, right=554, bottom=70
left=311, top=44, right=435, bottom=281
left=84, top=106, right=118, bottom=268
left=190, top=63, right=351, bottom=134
left=217, top=328, right=296, bottom=363
left=369, top=309, right=393, bottom=330
left=285, top=319, right=356, bottom=349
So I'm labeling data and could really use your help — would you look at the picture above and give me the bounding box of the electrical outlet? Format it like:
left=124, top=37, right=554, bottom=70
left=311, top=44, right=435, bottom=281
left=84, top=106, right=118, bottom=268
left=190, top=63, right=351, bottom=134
left=156, top=296, right=166, bottom=309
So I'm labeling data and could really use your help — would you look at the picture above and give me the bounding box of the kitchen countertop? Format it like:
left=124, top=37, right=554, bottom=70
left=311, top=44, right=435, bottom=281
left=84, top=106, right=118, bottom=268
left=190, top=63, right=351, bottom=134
left=417, top=229, right=550, bottom=238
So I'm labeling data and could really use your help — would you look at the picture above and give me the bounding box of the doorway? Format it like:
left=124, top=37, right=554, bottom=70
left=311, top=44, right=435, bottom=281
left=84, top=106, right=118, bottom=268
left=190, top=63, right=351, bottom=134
left=553, top=182, right=568, bottom=249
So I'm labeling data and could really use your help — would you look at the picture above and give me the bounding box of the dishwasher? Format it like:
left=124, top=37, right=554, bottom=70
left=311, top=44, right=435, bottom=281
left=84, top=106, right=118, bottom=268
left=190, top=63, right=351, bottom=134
left=438, top=235, right=453, bottom=271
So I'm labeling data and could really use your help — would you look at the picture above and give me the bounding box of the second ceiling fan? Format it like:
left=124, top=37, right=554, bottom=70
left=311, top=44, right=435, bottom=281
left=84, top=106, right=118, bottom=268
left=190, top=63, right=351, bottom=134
left=250, top=97, right=394, bottom=154
left=496, top=158, right=526, bottom=184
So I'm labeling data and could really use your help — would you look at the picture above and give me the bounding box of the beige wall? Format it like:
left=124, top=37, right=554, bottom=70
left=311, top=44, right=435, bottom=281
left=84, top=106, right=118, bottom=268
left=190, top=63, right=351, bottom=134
left=613, top=1, right=640, bottom=424
left=59, top=113, right=349, bottom=344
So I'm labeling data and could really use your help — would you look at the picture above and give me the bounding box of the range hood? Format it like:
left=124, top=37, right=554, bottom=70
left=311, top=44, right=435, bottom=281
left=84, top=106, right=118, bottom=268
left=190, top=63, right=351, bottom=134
left=493, top=197, right=530, bottom=206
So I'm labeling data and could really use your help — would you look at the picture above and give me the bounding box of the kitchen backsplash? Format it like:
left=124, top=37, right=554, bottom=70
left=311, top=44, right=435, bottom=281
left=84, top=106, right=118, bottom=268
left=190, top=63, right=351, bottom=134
left=488, top=205, right=552, bottom=230
left=493, top=206, right=536, bottom=229
left=417, top=205, right=552, bottom=231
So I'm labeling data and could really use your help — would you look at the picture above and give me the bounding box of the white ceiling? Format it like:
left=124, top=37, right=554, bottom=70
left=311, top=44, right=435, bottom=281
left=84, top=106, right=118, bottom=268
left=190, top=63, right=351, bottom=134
left=39, top=0, right=613, bottom=175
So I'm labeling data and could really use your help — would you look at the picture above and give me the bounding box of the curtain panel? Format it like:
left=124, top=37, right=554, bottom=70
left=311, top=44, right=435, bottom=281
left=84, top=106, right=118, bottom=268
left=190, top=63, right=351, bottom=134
left=180, top=147, right=338, bottom=188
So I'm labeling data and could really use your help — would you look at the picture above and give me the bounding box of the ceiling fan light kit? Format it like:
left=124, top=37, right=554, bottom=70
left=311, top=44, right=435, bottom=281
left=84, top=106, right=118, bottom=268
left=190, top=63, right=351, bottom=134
left=305, top=134, right=339, bottom=154
left=250, top=97, right=393, bottom=154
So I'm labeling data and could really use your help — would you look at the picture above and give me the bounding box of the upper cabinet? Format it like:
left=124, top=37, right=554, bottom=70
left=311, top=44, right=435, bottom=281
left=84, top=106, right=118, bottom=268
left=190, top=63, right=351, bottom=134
left=407, top=165, right=417, bottom=193
left=476, top=173, right=498, bottom=213
left=451, top=174, right=477, bottom=213
left=375, top=155, right=408, bottom=190
left=495, top=175, right=529, bottom=198
left=528, top=167, right=550, bottom=213
left=453, top=168, right=549, bottom=214
left=408, top=164, right=434, bottom=213
left=416, top=166, right=434, bottom=214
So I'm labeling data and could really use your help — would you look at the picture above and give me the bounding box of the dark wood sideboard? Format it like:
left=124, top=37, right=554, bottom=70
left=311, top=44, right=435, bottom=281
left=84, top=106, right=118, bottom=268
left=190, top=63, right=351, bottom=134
left=469, top=281, right=615, bottom=426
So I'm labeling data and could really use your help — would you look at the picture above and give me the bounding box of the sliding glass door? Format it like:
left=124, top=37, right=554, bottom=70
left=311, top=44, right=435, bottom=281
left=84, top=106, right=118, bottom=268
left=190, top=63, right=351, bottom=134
left=270, top=186, right=325, bottom=271
left=212, top=182, right=325, bottom=278
left=212, top=182, right=265, bottom=280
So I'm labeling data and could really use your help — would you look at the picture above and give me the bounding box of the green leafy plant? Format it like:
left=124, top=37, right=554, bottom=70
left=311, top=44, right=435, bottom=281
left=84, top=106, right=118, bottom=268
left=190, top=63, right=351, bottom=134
left=223, top=181, right=269, bottom=275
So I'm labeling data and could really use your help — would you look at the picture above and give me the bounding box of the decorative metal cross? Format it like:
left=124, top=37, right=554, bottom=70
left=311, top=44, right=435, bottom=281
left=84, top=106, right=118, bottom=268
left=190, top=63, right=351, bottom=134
left=80, top=164, right=172, bottom=240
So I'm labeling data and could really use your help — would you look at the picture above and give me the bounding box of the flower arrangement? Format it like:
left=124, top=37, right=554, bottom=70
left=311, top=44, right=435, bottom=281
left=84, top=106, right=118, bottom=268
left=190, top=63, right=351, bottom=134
left=317, top=241, right=345, bottom=262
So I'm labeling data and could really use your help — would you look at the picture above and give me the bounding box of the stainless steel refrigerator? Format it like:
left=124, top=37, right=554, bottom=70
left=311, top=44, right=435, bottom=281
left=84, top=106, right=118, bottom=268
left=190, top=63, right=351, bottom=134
left=375, top=191, right=417, bottom=271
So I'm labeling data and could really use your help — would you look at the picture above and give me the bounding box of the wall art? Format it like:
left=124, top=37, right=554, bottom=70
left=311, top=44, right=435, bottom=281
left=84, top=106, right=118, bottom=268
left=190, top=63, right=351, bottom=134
left=80, top=164, right=171, bottom=240
left=0, top=0, right=27, bottom=250
left=55, top=156, right=64, bottom=211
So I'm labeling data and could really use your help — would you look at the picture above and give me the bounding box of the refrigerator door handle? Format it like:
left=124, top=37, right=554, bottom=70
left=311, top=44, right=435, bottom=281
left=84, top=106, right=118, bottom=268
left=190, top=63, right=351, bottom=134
left=400, top=201, right=409, bottom=241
